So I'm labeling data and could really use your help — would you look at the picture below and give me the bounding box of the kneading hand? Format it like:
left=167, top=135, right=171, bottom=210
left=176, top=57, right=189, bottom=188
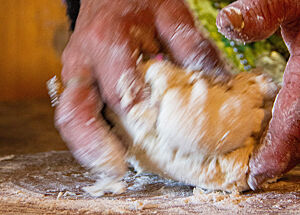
left=217, top=0, right=300, bottom=190
left=56, top=0, right=230, bottom=183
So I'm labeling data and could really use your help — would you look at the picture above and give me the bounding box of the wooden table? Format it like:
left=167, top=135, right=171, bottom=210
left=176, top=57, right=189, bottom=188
left=0, top=151, right=299, bottom=214
left=0, top=100, right=299, bottom=214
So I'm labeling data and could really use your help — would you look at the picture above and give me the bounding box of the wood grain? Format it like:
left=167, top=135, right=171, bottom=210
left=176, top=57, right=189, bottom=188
left=0, top=100, right=299, bottom=214
left=0, top=151, right=299, bottom=214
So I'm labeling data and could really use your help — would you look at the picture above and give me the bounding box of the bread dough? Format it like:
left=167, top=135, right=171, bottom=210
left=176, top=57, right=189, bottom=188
left=98, top=60, right=278, bottom=195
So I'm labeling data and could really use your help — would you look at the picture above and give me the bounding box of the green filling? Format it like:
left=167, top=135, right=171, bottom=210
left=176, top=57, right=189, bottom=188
left=186, top=0, right=288, bottom=82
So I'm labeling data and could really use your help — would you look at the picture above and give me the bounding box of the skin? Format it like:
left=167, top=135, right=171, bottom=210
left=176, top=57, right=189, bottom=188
left=57, top=0, right=299, bottom=189
left=56, top=0, right=229, bottom=179
left=217, top=0, right=300, bottom=190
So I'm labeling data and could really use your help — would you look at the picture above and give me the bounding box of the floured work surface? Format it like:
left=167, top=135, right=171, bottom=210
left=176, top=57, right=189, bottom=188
left=0, top=151, right=299, bottom=214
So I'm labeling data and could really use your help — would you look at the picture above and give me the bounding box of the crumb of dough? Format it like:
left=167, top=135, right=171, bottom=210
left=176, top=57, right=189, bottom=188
left=63, top=191, right=76, bottom=197
left=56, top=192, right=63, bottom=200
left=82, top=177, right=125, bottom=197
left=0, top=155, right=15, bottom=162
left=183, top=198, right=190, bottom=204
left=192, top=187, right=247, bottom=205
left=134, top=201, right=159, bottom=210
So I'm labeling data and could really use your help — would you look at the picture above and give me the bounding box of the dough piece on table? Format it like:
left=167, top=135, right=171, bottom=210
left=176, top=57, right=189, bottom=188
left=89, top=60, right=278, bottom=196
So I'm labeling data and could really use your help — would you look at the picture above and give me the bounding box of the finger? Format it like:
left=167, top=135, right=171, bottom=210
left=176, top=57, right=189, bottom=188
left=154, top=0, right=232, bottom=84
left=217, top=0, right=300, bottom=189
left=93, top=40, right=148, bottom=112
left=281, top=18, right=300, bottom=56
left=216, top=0, right=300, bottom=43
left=55, top=64, right=127, bottom=179
left=248, top=56, right=300, bottom=190
left=128, top=11, right=160, bottom=55
left=88, top=20, right=158, bottom=111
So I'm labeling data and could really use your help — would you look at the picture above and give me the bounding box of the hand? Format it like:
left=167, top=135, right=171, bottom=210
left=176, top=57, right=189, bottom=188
left=56, top=0, right=230, bottom=182
left=217, top=0, right=300, bottom=190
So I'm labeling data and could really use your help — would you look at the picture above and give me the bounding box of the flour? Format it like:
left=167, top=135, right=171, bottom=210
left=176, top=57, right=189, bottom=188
left=0, top=151, right=299, bottom=214
left=89, top=60, right=278, bottom=196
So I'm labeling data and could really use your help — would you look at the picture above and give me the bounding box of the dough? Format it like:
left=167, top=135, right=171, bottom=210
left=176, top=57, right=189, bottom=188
left=92, top=60, right=278, bottom=195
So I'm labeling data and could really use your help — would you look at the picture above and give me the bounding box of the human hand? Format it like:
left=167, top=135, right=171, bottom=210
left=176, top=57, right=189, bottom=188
left=217, top=0, right=300, bottom=190
left=55, top=0, right=230, bottom=185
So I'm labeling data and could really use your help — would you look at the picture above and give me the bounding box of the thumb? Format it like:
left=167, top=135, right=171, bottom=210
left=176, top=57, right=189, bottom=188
left=216, top=0, right=300, bottom=44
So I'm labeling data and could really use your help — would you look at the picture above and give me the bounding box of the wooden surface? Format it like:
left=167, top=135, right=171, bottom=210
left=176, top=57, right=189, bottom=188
left=0, top=151, right=299, bottom=214
left=0, top=99, right=67, bottom=156
left=0, top=0, right=69, bottom=101
left=0, top=100, right=299, bottom=214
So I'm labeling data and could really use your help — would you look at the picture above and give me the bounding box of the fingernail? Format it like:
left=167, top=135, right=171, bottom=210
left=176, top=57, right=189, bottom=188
left=247, top=174, right=258, bottom=190
left=248, top=173, right=266, bottom=190
left=217, top=6, right=245, bottom=40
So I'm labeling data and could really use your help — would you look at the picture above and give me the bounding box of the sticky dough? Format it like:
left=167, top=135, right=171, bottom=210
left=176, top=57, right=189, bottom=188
left=106, top=60, right=278, bottom=193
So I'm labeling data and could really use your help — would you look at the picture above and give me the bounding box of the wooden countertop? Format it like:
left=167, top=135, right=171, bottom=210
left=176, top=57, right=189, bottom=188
left=0, top=100, right=299, bottom=214
left=0, top=99, right=67, bottom=156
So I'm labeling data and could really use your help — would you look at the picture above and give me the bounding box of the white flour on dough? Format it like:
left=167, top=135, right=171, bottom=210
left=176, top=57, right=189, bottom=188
left=88, top=60, right=278, bottom=196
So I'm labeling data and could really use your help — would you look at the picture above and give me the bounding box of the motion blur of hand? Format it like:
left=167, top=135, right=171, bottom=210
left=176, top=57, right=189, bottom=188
left=56, top=0, right=299, bottom=191
left=55, top=0, right=229, bottom=181
left=217, top=0, right=300, bottom=190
